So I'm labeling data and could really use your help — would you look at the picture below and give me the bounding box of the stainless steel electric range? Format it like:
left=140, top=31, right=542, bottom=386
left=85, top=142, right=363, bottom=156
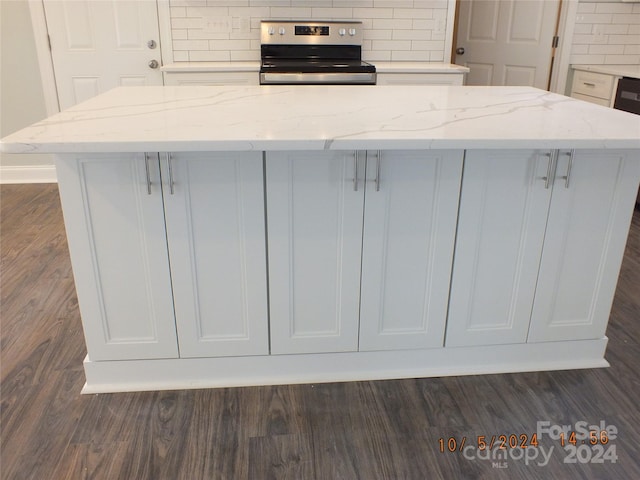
left=259, top=20, right=376, bottom=85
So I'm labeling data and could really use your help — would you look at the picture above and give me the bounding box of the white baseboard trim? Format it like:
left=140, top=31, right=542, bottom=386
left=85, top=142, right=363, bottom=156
left=81, top=338, right=609, bottom=394
left=0, top=165, right=57, bottom=184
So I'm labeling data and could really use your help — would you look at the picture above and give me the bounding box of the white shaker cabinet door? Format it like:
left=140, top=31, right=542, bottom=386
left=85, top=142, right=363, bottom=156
left=162, top=152, right=269, bottom=357
left=266, top=151, right=365, bottom=355
left=55, top=153, right=178, bottom=360
left=359, top=150, right=463, bottom=351
left=446, top=150, right=554, bottom=347
left=528, top=150, right=640, bottom=342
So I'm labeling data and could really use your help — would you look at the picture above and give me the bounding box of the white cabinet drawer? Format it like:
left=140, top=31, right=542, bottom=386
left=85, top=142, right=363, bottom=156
left=571, top=70, right=614, bottom=100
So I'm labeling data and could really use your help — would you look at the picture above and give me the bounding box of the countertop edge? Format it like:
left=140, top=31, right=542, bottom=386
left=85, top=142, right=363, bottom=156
left=4, top=139, right=639, bottom=155
left=572, top=64, right=640, bottom=79
left=161, top=61, right=469, bottom=74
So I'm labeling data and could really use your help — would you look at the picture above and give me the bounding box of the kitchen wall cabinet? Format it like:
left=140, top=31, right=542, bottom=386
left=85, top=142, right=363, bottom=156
left=265, top=150, right=463, bottom=355
left=446, top=149, right=640, bottom=347
left=56, top=151, right=269, bottom=362
left=161, top=152, right=269, bottom=358
left=55, top=153, right=179, bottom=361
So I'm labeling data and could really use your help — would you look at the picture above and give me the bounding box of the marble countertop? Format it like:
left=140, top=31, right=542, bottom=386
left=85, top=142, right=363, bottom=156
left=2, top=85, right=639, bottom=154
left=161, top=61, right=469, bottom=74
left=572, top=64, right=640, bottom=79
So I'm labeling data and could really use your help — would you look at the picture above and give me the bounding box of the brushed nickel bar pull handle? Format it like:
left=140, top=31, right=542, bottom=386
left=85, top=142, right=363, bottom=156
left=375, top=150, right=381, bottom=191
left=353, top=151, right=358, bottom=192
left=167, top=153, right=175, bottom=195
left=583, top=82, right=596, bottom=87
left=559, top=149, right=574, bottom=189
left=144, top=153, right=152, bottom=195
left=542, top=150, right=556, bottom=189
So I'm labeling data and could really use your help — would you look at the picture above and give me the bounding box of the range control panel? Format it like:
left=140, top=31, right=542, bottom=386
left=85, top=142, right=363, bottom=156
left=261, top=21, right=363, bottom=45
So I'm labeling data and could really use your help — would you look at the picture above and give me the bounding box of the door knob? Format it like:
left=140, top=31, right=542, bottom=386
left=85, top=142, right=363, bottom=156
left=456, top=47, right=465, bottom=55
left=148, top=59, right=159, bottom=69
left=147, top=39, right=157, bottom=49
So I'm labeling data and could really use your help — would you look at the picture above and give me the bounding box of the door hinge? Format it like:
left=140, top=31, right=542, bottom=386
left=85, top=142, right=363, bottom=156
left=552, top=36, right=559, bottom=49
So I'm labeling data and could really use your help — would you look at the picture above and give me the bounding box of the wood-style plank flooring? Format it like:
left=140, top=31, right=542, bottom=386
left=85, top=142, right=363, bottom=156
left=1, top=184, right=639, bottom=479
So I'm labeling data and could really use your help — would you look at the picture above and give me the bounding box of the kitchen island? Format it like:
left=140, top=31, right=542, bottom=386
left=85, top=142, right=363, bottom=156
left=2, top=85, right=639, bottom=393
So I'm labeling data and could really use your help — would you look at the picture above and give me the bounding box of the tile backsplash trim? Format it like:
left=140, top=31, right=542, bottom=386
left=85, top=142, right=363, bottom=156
left=169, top=0, right=450, bottom=63
left=571, top=1, right=640, bottom=65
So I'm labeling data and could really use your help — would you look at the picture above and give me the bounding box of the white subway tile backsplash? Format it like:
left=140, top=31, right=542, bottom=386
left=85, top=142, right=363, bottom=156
left=594, top=3, right=634, bottom=15
left=392, top=50, right=429, bottom=61
left=173, top=51, right=189, bottom=61
left=576, top=13, right=613, bottom=24
left=571, top=54, right=606, bottom=64
left=270, top=7, right=312, bottom=18
left=624, top=44, right=640, bottom=55
left=577, top=3, right=596, bottom=14
left=608, top=34, right=640, bottom=45
left=311, top=8, right=353, bottom=19
left=596, top=24, right=629, bottom=35
left=189, top=50, right=231, bottom=61
left=169, top=0, right=451, bottom=65
left=589, top=44, right=625, bottom=55
left=353, top=8, right=393, bottom=19
left=171, top=7, right=187, bottom=17
left=173, top=39, right=210, bottom=51
left=604, top=54, right=640, bottom=65
left=570, top=1, right=640, bottom=67
left=393, top=9, right=433, bottom=19
left=372, top=18, right=413, bottom=30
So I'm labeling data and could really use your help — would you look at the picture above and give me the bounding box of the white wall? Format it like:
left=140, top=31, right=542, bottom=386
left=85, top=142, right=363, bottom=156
left=0, top=0, right=54, bottom=179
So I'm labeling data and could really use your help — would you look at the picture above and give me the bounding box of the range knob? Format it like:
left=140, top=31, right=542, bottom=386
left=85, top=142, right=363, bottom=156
left=268, top=27, right=275, bottom=35
left=339, top=28, right=346, bottom=36
left=349, top=28, right=357, bottom=36
left=279, top=27, right=286, bottom=35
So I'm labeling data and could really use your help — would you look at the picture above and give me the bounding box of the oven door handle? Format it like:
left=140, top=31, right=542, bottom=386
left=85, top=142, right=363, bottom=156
left=260, top=72, right=376, bottom=85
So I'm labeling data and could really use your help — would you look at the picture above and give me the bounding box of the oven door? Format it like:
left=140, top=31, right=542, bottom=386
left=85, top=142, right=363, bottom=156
left=613, top=77, right=640, bottom=115
left=260, top=71, right=376, bottom=85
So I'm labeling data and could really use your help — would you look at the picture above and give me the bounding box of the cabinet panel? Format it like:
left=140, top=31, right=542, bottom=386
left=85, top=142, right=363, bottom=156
left=571, top=70, right=614, bottom=100
left=266, top=151, right=364, bottom=354
left=528, top=150, right=640, bottom=342
left=55, top=153, right=178, bottom=360
left=376, top=73, right=465, bottom=85
left=359, top=150, right=463, bottom=351
left=162, top=152, right=268, bottom=357
left=446, top=150, right=553, bottom=347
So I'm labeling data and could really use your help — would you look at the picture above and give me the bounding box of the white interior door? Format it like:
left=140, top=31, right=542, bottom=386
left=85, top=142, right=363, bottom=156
left=43, top=0, right=163, bottom=110
left=454, top=0, right=560, bottom=88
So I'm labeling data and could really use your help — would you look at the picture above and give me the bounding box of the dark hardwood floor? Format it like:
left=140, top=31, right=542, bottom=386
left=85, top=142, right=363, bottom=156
left=1, top=183, right=639, bottom=480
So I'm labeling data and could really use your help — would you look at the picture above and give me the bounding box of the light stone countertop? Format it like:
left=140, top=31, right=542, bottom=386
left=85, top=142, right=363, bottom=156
left=2, top=85, right=639, bottom=154
left=572, top=64, right=640, bottom=80
left=160, top=62, right=469, bottom=74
